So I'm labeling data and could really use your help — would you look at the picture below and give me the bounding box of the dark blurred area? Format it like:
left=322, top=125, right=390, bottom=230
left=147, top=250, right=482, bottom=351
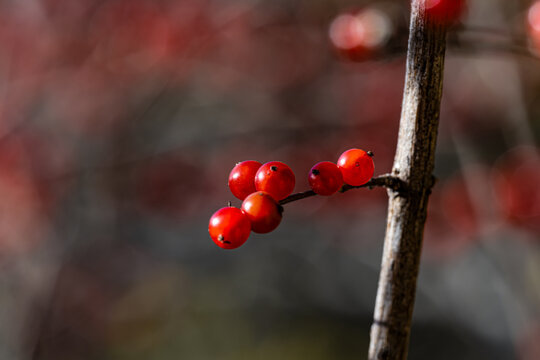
left=0, top=0, right=539, bottom=359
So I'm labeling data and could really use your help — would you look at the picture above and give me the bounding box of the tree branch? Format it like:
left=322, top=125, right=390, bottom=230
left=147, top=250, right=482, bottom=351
left=368, top=2, right=448, bottom=359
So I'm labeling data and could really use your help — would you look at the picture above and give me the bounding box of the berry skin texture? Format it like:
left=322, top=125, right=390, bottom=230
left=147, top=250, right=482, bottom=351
left=209, top=207, right=251, bottom=249
left=308, top=161, right=343, bottom=196
left=255, top=161, right=295, bottom=201
left=241, top=191, right=282, bottom=234
left=228, top=160, right=262, bottom=200
left=337, top=148, right=374, bottom=186
left=425, top=0, right=465, bottom=26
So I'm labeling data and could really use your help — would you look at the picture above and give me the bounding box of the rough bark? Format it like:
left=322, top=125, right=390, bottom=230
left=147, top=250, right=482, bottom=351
left=368, top=2, right=448, bottom=360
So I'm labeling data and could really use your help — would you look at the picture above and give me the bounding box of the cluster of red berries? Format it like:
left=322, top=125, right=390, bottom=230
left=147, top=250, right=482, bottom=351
left=209, top=148, right=375, bottom=249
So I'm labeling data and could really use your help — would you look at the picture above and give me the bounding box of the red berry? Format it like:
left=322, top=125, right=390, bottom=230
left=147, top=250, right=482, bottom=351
left=241, top=191, right=282, bottom=234
left=208, top=207, right=251, bottom=249
left=337, top=148, right=374, bottom=186
left=308, top=161, right=343, bottom=196
left=228, top=160, right=262, bottom=200
left=255, top=161, right=295, bottom=201
left=425, top=0, right=465, bottom=26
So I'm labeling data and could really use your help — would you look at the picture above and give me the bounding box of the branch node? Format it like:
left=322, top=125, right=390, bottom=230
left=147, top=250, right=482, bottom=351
left=430, top=175, right=437, bottom=188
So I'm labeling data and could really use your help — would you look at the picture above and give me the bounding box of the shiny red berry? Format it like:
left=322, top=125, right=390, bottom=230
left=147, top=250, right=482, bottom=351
left=255, top=161, right=295, bottom=201
left=228, top=160, right=262, bottom=200
left=308, top=161, right=343, bottom=196
left=425, top=0, right=465, bottom=26
left=337, top=148, right=374, bottom=186
left=241, top=191, right=282, bottom=234
left=208, top=206, right=251, bottom=249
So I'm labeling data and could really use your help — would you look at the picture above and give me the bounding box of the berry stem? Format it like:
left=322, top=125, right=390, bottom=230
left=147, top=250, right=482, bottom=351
left=278, top=174, right=404, bottom=206
left=340, top=174, right=406, bottom=193
left=278, top=189, right=316, bottom=205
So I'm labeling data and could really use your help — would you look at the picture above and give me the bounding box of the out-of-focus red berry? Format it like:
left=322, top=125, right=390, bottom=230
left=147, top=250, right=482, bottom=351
left=308, top=161, right=343, bottom=196
left=493, top=147, right=540, bottom=234
left=255, top=161, right=295, bottom=201
left=528, top=1, right=540, bottom=50
left=424, top=185, right=474, bottom=260
left=440, top=170, right=481, bottom=236
left=228, top=160, right=262, bottom=200
left=137, top=156, right=207, bottom=218
left=241, top=191, right=282, bottom=234
left=208, top=206, right=251, bottom=249
left=529, top=1, right=540, bottom=32
left=337, top=149, right=374, bottom=186
left=0, top=136, right=56, bottom=255
left=425, top=0, right=465, bottom=26
left=329, top=8, right=393, bottom=61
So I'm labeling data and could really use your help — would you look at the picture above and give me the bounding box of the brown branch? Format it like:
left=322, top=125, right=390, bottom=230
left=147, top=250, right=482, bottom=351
left=277, top=174, right=405, bottom=206
left=368, top=2, right=447, bottom=360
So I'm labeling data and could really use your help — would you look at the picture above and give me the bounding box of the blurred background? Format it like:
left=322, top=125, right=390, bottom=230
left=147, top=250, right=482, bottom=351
left=0, top=0, right=539, bottom=359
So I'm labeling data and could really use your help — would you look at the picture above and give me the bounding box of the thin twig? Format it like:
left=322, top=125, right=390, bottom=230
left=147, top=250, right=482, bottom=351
left=340, top=174, right=407, bottom=194
left=278, top=174, right=405, bottom=206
